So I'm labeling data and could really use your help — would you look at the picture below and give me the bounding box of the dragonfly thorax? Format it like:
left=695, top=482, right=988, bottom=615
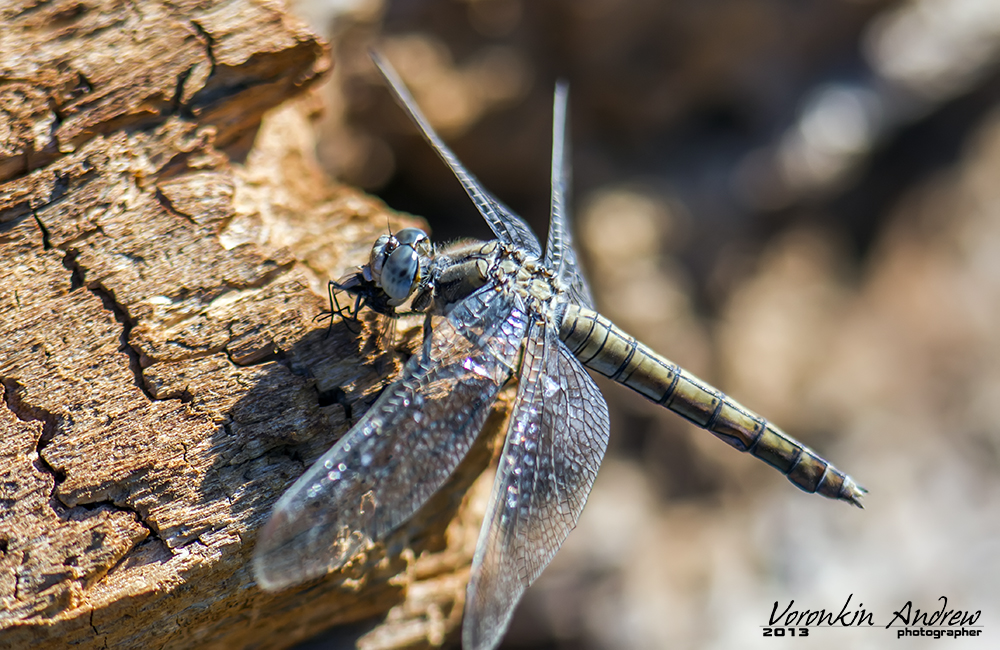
left=419, top=238, right=563, bottom=317
left=490, top=247, right=562, bottom=309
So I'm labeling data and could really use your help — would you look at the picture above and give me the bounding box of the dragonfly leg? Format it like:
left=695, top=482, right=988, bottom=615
left=421, top=313, right=434, bottom=364
left=318, top=279, right=365, bottom=336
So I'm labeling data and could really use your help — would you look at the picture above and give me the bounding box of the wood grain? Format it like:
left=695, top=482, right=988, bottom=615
left=0, top=1, right=504, bottom=647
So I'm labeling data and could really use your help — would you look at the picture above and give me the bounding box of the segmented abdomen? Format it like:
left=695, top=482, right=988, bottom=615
left=559, top=304, right=865, bottom=507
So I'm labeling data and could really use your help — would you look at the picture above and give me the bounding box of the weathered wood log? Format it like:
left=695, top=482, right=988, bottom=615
left=0, top=1, right=506, bottom=648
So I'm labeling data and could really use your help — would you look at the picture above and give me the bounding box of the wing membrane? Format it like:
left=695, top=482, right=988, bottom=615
left=543, top=82, right=595, bottom=309
left=371, top=51, right=543, bottom=260
left=254, top=287, right=529, bottom=590
left=463, top=320, right=610, bottom=649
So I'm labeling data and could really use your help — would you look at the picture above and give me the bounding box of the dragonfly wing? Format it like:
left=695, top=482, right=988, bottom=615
left=253, top=287, right=529, bottom=591
left=463, top=319, right=610, bottom=650
left=371, top=51, right=544, bottom=260
left=543, top=82, right=595, bottom=310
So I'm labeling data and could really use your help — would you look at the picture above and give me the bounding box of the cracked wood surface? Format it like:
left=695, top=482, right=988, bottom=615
left=0, top=1, right=506, bottom=648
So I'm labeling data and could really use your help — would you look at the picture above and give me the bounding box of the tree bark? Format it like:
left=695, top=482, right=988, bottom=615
left=0, top=1, right=504, bottom=648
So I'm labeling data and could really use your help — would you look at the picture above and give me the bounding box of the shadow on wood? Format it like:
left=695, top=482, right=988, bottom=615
left=0, top=1, right=506, bottom=648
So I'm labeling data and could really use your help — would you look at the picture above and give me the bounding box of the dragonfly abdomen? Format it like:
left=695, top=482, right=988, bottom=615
left=559, top=304, right=865, bottom=507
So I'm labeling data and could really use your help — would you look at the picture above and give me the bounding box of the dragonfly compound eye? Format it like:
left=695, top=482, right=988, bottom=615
left=368, top=234, right=393, bottom=284
left=381, top=244, right=421, bottom=301
left=395, top=227, right=432, bottom=258
left=394, top=228, right=427, bottom=246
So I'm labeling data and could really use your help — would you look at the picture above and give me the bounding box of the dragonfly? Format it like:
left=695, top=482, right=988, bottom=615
left=253, top=52, right=866, bottom=650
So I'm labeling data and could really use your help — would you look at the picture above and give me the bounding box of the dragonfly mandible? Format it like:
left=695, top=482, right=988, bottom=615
left=253, top=52, right=866, bottom=650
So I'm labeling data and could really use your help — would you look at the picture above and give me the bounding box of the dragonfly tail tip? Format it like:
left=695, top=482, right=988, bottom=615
left=843, top=480, right=867, bottom=509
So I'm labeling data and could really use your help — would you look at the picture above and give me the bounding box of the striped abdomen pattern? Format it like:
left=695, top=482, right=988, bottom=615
left=559, top=304, right=865, bottom=507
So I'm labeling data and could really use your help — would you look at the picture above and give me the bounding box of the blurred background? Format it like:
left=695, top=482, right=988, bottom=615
left=291, top=0, right=1000, bottom=647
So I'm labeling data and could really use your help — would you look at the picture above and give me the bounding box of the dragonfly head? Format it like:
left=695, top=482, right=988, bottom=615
left=364, top=227, right=432, bottom=306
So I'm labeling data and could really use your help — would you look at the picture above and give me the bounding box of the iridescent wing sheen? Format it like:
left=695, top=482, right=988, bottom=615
left=543, top=82, right=596, bottom=310
left=371, top=52, right=544, bottom=260
left=463, top=319, right=611, bottom=650
left=253, top=287, right=529, bottom=591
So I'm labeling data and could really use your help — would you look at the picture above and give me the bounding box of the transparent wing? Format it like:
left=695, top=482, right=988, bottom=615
left=371, top=51, right=544, bottom=260
left=543, top=82, right=595, bottom=310
left=253, top=287, right=529, bottom=591
left=463, top=319, right=610, bottom=650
